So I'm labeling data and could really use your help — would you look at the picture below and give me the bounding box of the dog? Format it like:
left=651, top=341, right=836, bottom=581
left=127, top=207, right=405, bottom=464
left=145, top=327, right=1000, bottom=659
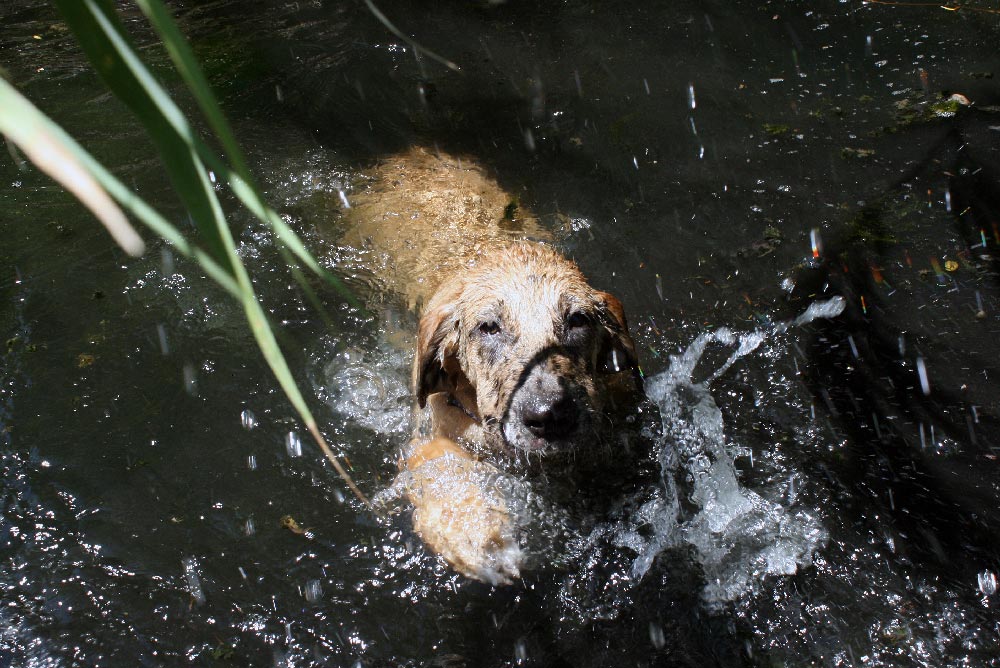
left=347, top=147, right=646, bottom=584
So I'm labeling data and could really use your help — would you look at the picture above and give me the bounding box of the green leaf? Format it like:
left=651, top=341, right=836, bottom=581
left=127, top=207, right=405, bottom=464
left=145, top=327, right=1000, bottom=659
left=0, top=78, right=143, bottom=257
left=135, top=0, right=359, bottom=307
left=54, top=0, right=235, bottom=275
left=0, top=77, right=240, bottom=295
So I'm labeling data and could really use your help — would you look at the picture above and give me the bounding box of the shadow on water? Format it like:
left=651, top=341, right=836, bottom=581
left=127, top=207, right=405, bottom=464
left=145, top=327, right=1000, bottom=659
left=1, top=0, right=1000, bottom=666
left=795, top=106, right=1000, bottom=576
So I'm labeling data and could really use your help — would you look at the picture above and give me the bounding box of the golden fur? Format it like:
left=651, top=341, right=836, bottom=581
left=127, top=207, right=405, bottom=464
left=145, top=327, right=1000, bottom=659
left=348, top=147, right=642, bottom=584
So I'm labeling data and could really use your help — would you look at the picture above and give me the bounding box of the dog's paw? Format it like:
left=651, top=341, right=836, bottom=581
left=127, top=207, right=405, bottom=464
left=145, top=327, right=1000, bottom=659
left=404, top=455, right=523, bottom=585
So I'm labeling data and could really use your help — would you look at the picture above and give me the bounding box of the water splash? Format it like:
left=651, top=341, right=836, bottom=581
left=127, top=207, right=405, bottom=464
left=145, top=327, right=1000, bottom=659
left=634, top=297, right=844, bottom=607
left=318, top=341, right=412, bottom=437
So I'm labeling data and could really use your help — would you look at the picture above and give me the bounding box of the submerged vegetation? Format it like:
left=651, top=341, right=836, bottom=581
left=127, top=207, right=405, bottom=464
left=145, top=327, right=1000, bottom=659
left=0, top=0, right=369, bottom=505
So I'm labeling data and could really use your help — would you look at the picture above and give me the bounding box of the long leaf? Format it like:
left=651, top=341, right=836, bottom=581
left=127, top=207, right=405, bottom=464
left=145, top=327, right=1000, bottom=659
left=54, top=0, right=235, bottom=274
left=52, top=0, right=371, bottom=507
left=0, top=79, right=144, bottom=257
left=136, top=0, right=359, bottom=307
left=0, top=78, right=240, bottom=295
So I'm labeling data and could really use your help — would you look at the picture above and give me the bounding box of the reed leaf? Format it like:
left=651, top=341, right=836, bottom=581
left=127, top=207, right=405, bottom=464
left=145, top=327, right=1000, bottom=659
left=2, top=0, right=372, bottom=506
left=135, top=0, right=357, bottom=305
left=0, top=78, right=240, bottom=295
left=0, top=79, right=144, bottom=257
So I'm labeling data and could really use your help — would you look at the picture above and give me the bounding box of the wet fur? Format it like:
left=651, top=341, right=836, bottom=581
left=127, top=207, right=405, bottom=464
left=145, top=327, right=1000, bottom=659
left=348, top=147, right=643, bottom=584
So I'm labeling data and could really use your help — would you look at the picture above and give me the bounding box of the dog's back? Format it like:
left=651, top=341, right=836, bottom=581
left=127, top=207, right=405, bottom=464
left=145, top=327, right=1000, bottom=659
left=344, top=146, right=548, bottom=309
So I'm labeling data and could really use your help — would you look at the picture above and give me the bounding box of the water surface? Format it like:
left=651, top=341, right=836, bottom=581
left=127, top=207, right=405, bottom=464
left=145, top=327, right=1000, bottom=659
left=1, top=1, right=998, bottom=666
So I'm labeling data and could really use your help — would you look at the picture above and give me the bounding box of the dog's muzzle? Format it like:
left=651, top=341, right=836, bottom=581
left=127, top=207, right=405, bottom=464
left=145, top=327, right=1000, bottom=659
left=503, top=365, right=586, bottom=453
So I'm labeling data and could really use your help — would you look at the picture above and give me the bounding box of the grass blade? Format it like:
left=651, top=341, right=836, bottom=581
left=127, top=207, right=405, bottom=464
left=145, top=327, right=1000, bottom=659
left=54, top=0, right=235, bottom=273
left=135, top=0, right=360, bottom=307
left=0, top=79, right=144, bottom=257
left=0, top=78, right=239, bottom=293
left=50, top=0, right=371, bottom=507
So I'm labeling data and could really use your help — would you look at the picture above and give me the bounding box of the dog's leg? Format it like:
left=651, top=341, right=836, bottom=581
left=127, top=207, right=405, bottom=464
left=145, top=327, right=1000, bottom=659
left=400, top=437, right=523, bottom=585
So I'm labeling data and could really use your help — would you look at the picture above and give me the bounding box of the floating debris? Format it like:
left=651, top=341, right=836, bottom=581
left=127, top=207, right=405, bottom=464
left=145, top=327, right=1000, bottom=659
left=280, top=515, right=306, bottom=535
left=841, top=147, right=875, bottom=160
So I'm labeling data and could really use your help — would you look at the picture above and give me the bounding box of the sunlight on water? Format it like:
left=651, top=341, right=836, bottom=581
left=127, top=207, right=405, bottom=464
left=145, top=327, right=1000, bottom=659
left=634, top=297, right=844, bottom=608
left=317, top=293, right=847, bottom=615
left=318, top=340, right=412, bottom=438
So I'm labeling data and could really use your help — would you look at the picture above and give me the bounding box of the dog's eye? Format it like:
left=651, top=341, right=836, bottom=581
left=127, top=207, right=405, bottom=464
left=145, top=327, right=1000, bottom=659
left=565, top=312, right=590, bottom=331
left=478, top=321, right=501, bottom=336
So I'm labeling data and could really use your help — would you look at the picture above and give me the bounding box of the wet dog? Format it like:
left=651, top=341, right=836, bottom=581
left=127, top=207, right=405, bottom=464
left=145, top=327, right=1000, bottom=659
left=348, top=147, right=645, bottom=584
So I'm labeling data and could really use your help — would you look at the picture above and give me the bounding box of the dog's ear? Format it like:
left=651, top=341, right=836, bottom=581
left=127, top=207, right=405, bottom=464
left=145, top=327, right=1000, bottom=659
left=413, top=280, right=463, bottom=408
left=595, top=290, right=640, bottom=376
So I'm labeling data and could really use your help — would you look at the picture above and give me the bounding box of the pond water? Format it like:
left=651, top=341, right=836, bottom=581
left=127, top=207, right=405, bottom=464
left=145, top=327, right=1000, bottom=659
left=2, top=0, right=999, bottom=666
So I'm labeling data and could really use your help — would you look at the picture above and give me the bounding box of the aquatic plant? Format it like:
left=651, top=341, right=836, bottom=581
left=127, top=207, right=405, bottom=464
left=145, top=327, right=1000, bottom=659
left=0, top=0, right=369, bottom=506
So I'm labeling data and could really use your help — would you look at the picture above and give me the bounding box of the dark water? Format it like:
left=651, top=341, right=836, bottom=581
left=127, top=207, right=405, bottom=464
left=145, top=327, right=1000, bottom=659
left=2, top=1, right=999, bottom=666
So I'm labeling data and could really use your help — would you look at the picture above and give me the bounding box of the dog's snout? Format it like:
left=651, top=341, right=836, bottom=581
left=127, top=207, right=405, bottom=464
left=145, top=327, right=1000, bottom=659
left=521, top=393, right=578, bottom=440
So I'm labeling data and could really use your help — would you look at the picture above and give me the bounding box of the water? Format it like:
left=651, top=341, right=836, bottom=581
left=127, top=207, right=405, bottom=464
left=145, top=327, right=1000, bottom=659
left=2, top=0, right=999, bottom=666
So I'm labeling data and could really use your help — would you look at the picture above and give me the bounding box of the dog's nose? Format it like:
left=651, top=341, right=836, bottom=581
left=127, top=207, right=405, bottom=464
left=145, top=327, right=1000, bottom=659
left=521, top=394, right=578, bottom=440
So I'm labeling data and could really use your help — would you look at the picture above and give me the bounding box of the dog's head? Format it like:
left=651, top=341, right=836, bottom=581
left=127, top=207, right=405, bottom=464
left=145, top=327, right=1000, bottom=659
left=414, top=242, right=644, bottom=460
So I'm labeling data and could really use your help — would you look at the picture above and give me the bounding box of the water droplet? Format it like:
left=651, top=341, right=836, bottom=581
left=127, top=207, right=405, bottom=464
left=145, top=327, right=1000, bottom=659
left=514, top=638, right=528, bottom=664
left=978, top=570, right=997, bottom=595
left=182, top=557, right=206, bottom=606
left=156, top=324, right=169, bottom=356
left=247, top=454, right=258, bottom=471
left=240, top=409, right=257, bottom=430
left=649, top=621, right=666, bottom=649
left=810, top=228, right=822, bottom=259
left=244, top=516, right=256, bottom=536
left=285, top=431, right=302, bottom=458
left=304, top=579, right=323, bottom=602
left=915, top=356, right=931, bottom=395
left=523, top=128, right=535, bottom=152
left=160, top=247, right=175, bottom=276
left=338, top=189, right=351, bottom=209
left=847, top=335, right=859, bottom=359
left=183, top=363, right=198, bottom=397
left=687, top=82, right=696, bottom=110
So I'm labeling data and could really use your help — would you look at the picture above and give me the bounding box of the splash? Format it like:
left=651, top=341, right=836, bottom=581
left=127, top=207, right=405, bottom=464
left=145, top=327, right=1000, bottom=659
left=635, top=296, right=844, bottom=608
